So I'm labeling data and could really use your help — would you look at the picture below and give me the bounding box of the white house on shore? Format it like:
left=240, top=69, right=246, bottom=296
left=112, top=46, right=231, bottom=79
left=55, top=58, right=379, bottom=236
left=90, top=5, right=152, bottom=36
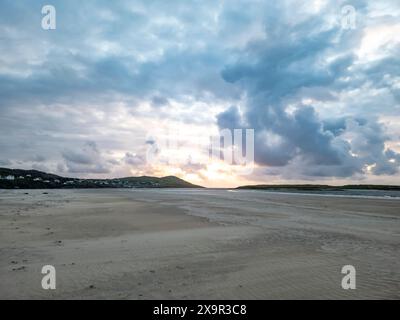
left=5, top=175, right=15, bottom=180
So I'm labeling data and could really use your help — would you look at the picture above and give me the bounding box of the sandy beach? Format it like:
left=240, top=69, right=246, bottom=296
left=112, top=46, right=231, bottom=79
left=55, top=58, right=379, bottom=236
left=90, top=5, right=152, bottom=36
left=0, top=189, right=399, bottom=299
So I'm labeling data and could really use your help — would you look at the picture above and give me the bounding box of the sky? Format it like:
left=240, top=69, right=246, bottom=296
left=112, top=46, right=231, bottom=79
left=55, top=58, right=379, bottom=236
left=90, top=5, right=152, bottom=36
left=0, top=0, right=399, bottom=187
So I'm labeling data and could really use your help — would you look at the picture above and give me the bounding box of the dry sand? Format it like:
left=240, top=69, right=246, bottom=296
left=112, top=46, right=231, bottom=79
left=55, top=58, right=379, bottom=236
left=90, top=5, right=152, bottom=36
left=0, top=189, right=399, bottom=299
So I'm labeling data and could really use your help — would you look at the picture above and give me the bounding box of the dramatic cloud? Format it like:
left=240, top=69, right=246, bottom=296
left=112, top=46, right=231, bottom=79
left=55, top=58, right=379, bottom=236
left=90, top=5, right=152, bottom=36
left=62, top=142, right=111, bottom=174
left=0, top=0, right=399, bottom=186
left=217, top=0, right=400, bottom=180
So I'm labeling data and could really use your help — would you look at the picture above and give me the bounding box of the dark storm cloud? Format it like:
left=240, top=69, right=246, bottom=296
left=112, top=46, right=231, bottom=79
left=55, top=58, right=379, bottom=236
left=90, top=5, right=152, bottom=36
left=62, top=142, right=111, bottom=174
left=0, top=0, right=240, bottom=111
left=216, top=106, right=243, bottom=131
left=216, top=1, right=400, bottom=178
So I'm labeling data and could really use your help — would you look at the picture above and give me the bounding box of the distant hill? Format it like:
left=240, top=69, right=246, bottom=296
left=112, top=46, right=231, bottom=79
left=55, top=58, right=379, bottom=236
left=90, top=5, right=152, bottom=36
left=0, top=168, right=203, bottom=189
left=237, top=184, right=400, bottom=191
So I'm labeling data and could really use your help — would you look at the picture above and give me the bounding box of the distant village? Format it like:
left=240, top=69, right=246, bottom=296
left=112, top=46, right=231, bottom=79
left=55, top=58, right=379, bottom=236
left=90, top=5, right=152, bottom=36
left=0, top=168, right=198, bottom=189
left=0, top=174, right=59, bottom=184
left=0, top=174, right=162, bottom=188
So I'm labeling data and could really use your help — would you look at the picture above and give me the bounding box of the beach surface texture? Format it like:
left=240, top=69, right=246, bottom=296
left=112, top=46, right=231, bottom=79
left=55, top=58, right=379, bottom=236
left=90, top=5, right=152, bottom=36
left=0, top=189, right=399, bottom=299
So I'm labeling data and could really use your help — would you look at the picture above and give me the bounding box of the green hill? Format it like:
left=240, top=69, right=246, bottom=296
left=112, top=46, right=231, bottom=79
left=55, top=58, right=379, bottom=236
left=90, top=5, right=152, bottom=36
left=0, top=167, right=203, bottom=189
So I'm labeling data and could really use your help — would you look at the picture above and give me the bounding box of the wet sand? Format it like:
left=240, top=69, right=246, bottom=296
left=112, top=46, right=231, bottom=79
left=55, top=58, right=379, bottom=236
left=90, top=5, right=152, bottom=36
left=0, top=189, right=399, bottom=299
